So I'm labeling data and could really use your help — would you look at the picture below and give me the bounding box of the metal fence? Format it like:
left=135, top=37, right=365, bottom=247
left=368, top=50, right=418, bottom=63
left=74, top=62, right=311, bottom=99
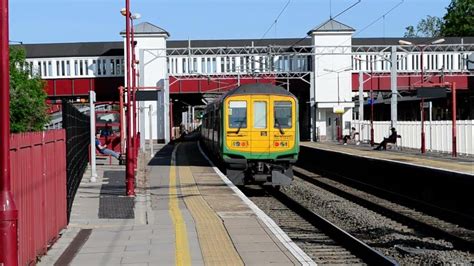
left=10, top=130, right=67, bottom=266
left=353, top=120, right=474, bottom=155
left=62, top=101, right=90, bottom=220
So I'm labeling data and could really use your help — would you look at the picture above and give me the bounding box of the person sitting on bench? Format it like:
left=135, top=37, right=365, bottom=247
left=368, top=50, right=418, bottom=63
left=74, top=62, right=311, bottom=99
left=343, top=127, right=359, bottom=145
left=95, top=132, right=123, bottom=164
left=374, top=127, right=398, bottom=150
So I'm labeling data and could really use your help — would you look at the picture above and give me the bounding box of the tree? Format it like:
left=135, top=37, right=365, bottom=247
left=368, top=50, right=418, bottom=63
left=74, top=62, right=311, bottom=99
left=9, top=46, right=49, bottom=133
left=404, top=15, right=442, bottom=37
left=404, top=26, right=416, bottom=38
left=441, top=0, right=474, bottom=36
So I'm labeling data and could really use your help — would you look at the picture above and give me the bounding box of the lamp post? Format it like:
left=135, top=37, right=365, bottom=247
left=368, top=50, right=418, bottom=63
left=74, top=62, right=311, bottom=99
left=130, top=12, right=140, bottom=169
left=398, top=38, right=445, bottom=154
left=324, top=67, right=351, bottom=142
left=0, top=0, right=19, bottom=264
left=121, top=3, right=135, bottom=196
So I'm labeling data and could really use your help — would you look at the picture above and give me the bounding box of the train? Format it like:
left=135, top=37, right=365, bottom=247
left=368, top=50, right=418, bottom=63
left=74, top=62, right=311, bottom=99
left=200, top=83, right=299, bottom=187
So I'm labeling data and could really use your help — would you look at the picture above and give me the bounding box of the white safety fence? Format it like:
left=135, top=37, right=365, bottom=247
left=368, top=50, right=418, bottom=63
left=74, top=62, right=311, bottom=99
left=352, top=120, right=474, bottom=155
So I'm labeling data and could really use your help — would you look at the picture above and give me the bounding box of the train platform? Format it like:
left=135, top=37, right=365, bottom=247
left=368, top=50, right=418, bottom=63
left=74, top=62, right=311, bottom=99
left=301, top=141, right=473, bottom=176
left=298, top=141, right=474, bottom=223
left=39, top=141, right=313, bottom=266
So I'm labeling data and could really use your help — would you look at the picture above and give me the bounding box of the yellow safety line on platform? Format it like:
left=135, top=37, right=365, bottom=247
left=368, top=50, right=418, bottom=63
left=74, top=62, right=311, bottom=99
left=169, top=144, right=192, bottom=266
left=178, top=165, right=244, bottom=266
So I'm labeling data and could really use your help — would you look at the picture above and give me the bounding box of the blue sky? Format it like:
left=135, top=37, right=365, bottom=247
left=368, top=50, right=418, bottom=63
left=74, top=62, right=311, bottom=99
left=10, top=0, right=450, bottom=44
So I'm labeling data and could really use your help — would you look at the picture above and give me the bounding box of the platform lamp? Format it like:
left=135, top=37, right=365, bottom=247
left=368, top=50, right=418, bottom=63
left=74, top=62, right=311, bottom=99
left=122, top=9, right=141, bottom=168
left=398, top=38, right=445, bottom=154
left=121, top=3, right=135, bottom=196
left=323, top=67, right=352, bottom=142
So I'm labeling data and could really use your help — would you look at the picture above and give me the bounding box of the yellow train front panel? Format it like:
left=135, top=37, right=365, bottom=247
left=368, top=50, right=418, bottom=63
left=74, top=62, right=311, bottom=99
left=224, top=94, right=297, bottom=156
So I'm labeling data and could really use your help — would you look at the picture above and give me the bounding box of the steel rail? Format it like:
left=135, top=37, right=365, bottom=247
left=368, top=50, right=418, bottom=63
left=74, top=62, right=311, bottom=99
left=293, top=166, right=474, bottom=252
left=266, top=188, right=399, bottom=266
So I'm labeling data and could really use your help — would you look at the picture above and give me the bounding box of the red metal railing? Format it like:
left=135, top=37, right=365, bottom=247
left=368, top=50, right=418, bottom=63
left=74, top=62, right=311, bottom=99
left=9, top=130, right=67, bottom=266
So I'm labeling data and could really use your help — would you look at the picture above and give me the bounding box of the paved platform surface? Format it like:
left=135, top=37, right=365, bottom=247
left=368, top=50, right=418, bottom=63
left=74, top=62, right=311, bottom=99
left=39, top=142, right=312, bottom=266
left=301, top=141, right=473, bottom=175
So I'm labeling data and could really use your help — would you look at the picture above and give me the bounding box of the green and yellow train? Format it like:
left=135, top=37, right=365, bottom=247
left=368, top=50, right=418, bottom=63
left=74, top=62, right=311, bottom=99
left=201, top=84, right=299, bottom=186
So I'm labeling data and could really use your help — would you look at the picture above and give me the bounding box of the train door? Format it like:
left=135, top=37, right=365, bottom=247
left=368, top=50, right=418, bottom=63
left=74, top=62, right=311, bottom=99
left=270, top=97, right=296, bottom=153
left=250, top=96, right=270, bottom=157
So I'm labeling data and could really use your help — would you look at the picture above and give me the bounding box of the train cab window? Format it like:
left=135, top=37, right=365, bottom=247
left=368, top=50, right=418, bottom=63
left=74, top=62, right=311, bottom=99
left=253, top=102, right=267, bottom=129
left=228, top=101, right=247, bottom=128
left=274, top=101, right=292, bottom=128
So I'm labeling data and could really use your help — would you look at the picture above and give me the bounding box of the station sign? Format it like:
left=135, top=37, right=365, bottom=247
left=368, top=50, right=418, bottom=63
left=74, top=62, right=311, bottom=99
left=136, top=90, right=159, bottom=101
left=416, top=87, right=447, bottom=99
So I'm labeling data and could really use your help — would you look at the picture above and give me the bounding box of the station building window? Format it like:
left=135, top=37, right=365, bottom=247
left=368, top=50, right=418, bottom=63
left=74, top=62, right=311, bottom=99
left=206, top=58, right=211, bottom=73
left=225, top=56, right=230, bottom=72
left=201, top=58, right=206, bottom=73
left=66, top=61, right=71, bottom=76
left=212, top=58, right=217, bottom=73
left=116, top=59, right=121, bottom=75
left=193, top=58, right=198, bottom=73
left=110, top=59, right=115, bottom=75
left=37, top=62, right=42, bottom=76
left=47, top=61, right=52, bottom=77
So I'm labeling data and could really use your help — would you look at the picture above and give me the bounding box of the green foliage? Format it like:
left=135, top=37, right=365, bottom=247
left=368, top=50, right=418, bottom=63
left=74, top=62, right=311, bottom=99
left=404, top=16, right=443, bottom=37
left=441, top=0, right=474, bottom=37
left=9, top=46, right=49, bottom=133
left=404, top=26, right=416, bottom=38
left=404, top=0, right=474, bottom=37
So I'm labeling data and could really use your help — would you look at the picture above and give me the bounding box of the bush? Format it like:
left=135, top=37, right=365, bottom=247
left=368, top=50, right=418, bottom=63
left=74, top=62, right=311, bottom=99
left=9, top=46, right=49, bottom=133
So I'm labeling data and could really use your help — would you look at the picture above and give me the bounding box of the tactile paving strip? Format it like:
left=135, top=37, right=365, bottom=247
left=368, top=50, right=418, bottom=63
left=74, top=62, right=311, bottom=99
left=178, top=165, right=244, bottom=266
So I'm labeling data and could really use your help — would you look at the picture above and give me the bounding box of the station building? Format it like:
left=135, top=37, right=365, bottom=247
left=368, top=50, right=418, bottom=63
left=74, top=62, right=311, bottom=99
left=19, top=19, right=474, bottom=143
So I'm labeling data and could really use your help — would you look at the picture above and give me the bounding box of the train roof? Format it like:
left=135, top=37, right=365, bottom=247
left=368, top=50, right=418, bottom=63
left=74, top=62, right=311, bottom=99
left=204, top=84, right=295, bottom=111
left=225, top=84, right=294, bottom=97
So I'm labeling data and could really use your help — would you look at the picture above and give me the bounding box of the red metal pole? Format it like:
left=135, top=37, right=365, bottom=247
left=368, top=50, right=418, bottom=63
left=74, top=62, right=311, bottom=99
left=0, top=0, right=19, bottom=264
left=452, top=82, right=457, bottom=157
left=421, top=98, right=426, bottom=153
left=125, top=0, right=135, bottom=196
left=370, top=90, right=374, bottom=146
left=370, top=64, right=374, bottom=147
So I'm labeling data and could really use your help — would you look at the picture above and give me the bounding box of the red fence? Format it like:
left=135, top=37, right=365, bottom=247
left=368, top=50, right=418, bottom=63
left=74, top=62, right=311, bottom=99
left=9, top=130, right=67, bottom=266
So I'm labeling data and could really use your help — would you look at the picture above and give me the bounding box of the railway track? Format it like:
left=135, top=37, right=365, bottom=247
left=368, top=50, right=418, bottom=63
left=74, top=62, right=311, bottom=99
left=293, top=166, right=474, bottom=252
left=243, top=186, right=397, bottom=265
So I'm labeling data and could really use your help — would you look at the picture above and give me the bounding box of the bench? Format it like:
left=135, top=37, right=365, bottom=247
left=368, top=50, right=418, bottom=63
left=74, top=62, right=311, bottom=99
left=88, top=145, right=113, bottom=165
left=386, top=135, right=402, bottom=150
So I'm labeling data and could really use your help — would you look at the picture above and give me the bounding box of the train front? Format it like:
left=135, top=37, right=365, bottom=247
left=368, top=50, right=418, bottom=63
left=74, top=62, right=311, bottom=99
left=223, top=91, right=299, bottom=187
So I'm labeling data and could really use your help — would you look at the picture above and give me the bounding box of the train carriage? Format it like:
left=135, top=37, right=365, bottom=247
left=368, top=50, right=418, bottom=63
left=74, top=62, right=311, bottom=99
left=201, top=84, right=299, bottom=186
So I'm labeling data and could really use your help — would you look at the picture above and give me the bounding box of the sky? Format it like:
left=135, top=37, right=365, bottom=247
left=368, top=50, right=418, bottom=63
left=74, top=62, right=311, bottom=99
left=10, top=0, right=451, bottom=44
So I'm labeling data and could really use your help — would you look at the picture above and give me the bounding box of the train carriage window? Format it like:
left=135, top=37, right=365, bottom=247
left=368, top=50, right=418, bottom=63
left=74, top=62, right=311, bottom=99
left=253, top=102, right=267, bottom=129
left=228, top=101, right=247, bottom=128
left=274, top=101, right=292, bottom=129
